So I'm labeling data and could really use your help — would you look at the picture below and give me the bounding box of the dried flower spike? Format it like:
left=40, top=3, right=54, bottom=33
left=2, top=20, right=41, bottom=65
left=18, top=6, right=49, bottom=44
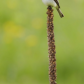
left=47, top=6, right=57, bottom=84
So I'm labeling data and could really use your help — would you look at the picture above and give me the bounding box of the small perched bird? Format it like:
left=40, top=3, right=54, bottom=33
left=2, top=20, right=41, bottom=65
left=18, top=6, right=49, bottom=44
left=42, top=0, right=64, bottom=18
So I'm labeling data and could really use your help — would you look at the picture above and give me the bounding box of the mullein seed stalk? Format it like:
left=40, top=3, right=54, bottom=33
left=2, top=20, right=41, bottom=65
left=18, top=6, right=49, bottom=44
left=47, top=6, right=57, bottom=84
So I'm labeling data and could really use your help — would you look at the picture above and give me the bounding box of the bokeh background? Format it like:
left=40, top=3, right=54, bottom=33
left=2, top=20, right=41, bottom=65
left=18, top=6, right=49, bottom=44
left=0, top=0, right=84, bottom=84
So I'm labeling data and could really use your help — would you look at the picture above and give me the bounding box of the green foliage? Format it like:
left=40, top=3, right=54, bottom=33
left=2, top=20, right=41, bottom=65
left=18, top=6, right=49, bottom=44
left=0, top=0, right=84, bottom=84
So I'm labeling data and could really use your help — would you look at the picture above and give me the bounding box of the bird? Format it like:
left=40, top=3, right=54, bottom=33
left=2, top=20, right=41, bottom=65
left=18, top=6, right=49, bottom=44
left=42, top=0, right=64, bottom=18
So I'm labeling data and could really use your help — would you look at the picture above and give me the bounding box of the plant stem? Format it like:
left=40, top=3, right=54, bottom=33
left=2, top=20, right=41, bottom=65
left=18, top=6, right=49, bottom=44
left=47, top=6, right=57, bottom=84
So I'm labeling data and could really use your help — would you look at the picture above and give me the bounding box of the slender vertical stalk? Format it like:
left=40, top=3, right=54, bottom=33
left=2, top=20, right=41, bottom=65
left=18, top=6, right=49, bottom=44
left=47, top=6, right=57, bottom=84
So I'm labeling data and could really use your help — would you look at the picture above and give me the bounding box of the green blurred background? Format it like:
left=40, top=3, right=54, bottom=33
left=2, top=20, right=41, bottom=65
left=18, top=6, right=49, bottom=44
left=0, top=0, right=84, bottom=84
